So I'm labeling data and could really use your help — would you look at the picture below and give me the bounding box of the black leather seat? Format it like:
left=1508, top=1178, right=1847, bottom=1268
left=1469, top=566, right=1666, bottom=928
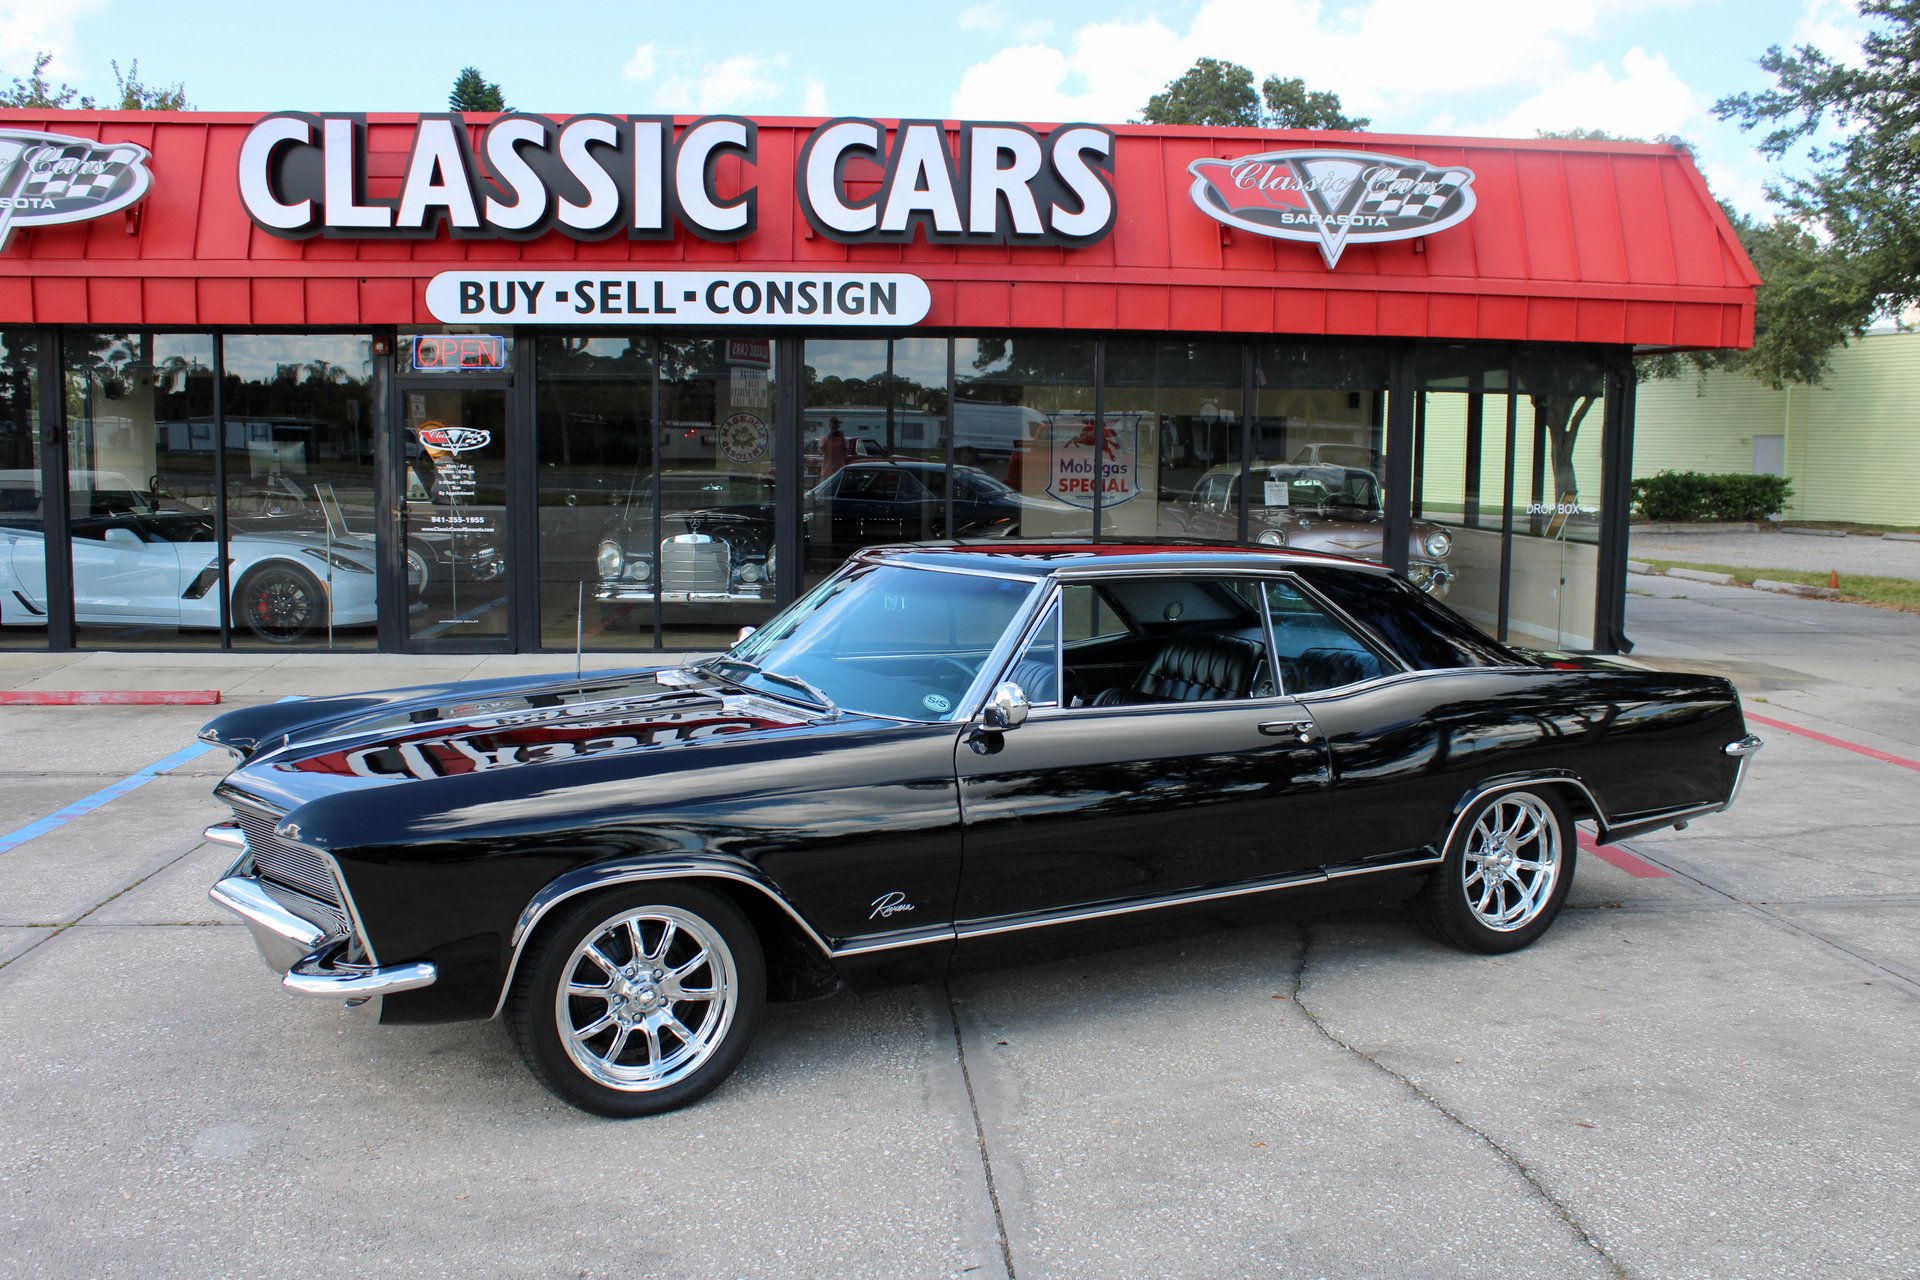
left=1289, top=645, right=1385, bottom=693
left=1090, top=633, right=1265, bottom=706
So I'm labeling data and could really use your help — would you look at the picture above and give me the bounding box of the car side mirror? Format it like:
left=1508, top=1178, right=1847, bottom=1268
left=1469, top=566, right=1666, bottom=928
left=103, top=527, right=142, bottom=550
left=734, top=625, right=756, bottom=645
left=981, top=681, right=1030, bottom=731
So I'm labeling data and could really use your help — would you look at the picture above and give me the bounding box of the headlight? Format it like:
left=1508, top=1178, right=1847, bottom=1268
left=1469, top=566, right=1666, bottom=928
left=597, top=540, right=625, bottom=580
left=1424, top=528, right=1452, bottom=558
left=1256, top=528, right=1287, bottom=547
left=736, top=562, right=764, bottom=584
left=301, top=548, right=372, bottom=573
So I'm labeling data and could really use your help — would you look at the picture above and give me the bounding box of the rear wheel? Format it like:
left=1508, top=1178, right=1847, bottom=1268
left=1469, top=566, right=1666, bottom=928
left=509, top=883, right=765, bottom=1117
left=236, top=564, right=324, bottom=644
left=1410, top=788, right=1575, bottom=953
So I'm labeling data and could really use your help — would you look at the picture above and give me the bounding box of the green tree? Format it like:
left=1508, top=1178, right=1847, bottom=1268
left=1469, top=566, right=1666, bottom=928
left=449, top=67, right=508, bottom=113
left=1, top=51, right=189, bottom=109
left=1714, top=0, right=1920, bottom=326
left=1259, top=75, right=1370, bottom=130
left=1141, top=57, right=1367, bottom=130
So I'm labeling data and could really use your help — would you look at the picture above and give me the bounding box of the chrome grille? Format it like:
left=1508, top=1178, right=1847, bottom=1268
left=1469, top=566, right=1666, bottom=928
left=234, top=805, right=342, bottom=908
left=660, top=535, right=730, bottom=593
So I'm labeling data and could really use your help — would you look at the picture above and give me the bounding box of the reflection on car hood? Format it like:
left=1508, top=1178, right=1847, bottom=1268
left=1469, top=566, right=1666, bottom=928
left=208, top=667, right=829, bottom=809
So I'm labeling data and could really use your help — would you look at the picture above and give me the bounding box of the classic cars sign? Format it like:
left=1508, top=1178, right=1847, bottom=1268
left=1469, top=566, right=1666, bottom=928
left=237, top=114, right=1115, bottom=247
left=0, top=128, right=154, bottom=250
left=1187, top=149, right=1475, bottom=268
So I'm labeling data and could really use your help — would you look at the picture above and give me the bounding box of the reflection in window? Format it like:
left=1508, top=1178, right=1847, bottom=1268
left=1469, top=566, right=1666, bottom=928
left=222, top=334, right=378, bottom=649
left=0, top=331, right=40, bottom=649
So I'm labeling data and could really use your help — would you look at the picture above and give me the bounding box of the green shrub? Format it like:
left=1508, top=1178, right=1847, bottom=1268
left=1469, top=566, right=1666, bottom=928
left=1631, top=471, right=1792, bottom=522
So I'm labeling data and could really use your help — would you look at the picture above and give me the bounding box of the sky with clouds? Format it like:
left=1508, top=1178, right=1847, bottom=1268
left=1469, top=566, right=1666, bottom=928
left=0, top=0, right=1872, bottom=217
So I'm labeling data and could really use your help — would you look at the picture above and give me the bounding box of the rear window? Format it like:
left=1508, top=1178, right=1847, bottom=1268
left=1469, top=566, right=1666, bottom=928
left=1297, top=567, right=1518, bottom=671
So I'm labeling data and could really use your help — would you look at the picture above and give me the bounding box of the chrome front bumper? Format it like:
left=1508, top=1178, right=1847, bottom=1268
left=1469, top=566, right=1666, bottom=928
left=206, top=823, right=436, bottom=1000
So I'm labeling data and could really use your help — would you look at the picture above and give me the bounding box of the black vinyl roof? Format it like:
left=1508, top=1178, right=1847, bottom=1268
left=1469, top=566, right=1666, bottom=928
left=863, top=540, right=1399, bottom=581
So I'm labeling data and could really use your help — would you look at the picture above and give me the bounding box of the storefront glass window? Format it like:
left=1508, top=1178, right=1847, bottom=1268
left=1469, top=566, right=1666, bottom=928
left=222, top=335, right=379, bottom=650
left=802, top=337, right=953, bottom=587
left=955, top=335, right=1093, bottom=539
left=61, top=332, right=217, bottom=649
left=1102, top=338, right=1242, bottom=540
left=1250, top=341, right=1398, bottom=580
left=0, top=331, right=40, bottom=649
left=649, top=337, right=780, bottom=650
left=538, top=335, right=656, bottom=649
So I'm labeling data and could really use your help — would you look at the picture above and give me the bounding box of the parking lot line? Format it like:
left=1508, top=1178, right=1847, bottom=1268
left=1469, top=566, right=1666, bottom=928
left=0, top=740, right=217, bottom=855
left=1579, top=830, right=1672, bottom=878
left=1743, top=711, right=1920, bottom=772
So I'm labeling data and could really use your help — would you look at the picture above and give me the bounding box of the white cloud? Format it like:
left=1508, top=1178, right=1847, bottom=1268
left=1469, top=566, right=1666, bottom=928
left=948, top=0, right=1698, bottom=126
left=0, top=0, right=106, bottom=81
left=1011, top=19, right=1054, bottom=41
left=801, top=75, right=829, bottom=116
left=1461, top=47, right=1699, bottom=140
left=623, top=43, right=657, bottom=83
left=1792, top=0, right=1867, bottom=65
left=959, top=2, right=1006, bottom=32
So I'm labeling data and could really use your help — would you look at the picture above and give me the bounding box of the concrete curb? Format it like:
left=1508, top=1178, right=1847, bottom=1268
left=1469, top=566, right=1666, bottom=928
left=1666, top=567, right=1736, bottom=585
left=1632, top=521, right=1761, bottom=534
left=1753, top=579, right=1842, bottom=599
left=1627, top=560, right=1654, bottom=575
left=1884, top=531, right=1920, bottom=543
left=1781, top=526, right=1848, bottom=538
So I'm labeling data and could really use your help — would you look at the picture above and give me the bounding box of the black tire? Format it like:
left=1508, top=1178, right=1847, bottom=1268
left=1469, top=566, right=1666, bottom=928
left=235, top=563, right=325, bottom=644
left=508, top=882, right=765, bottom=1118
left=1409, top=787, right=1577, bottom=954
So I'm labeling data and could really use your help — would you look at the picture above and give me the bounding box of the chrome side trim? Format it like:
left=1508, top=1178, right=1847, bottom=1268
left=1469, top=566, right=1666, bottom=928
left=830, top=924, right=957, bottom=958
left=1324, top=853, right=1446, bottom=880
left=283, top=941, right=437, bottom=999
left=491, top=862, right=836, bottom=1020
left=1444, top=775, right=1610, bottom=852
left=1724, top=734, right=1764, bottom=757
left=955, top=868, right=1333, bottom=942
left=1726, top=735, right=1762, bottom=807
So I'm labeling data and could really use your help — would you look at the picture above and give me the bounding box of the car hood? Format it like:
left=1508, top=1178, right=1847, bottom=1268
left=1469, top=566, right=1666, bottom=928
left=206, top=667, right=838, bottom=809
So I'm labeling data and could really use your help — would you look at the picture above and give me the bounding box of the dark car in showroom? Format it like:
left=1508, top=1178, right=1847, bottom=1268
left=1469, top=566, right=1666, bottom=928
left=1168, top=462, right=1456, bottom=595
left=201, top=542, right=1760, bottom=1117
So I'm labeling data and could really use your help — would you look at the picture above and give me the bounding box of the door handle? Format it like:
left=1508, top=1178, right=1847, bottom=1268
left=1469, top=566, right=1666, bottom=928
left=1258, top=719, right=1318, bottom=744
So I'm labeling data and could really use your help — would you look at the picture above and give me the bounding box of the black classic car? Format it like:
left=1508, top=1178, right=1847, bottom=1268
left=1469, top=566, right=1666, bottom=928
left=201, top=544, right=1760, bottom=1117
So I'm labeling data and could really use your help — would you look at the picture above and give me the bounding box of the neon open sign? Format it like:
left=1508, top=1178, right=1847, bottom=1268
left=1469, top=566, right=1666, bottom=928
left=409, top=334, right=508, bottom=372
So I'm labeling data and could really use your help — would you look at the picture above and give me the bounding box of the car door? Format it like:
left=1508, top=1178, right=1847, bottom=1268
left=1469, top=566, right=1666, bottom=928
left=953, top=574, right=1333, bottom=935
left=70, top=518, right=182, bottom=622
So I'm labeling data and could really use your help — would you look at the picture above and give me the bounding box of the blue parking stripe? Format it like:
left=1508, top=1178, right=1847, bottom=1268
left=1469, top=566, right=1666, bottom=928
left=0, top=696, right=302, bottom=856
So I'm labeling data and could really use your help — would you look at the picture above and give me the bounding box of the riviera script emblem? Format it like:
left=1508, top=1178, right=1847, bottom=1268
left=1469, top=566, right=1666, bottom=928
left=869, top=891, right=917, bottom=920
left=0, top=129, right=154, bottom=251
left=1187, top=149, right=1476, bottom=268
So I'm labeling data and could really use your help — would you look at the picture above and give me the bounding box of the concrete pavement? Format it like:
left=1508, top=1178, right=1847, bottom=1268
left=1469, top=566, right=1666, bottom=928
left=1, top=584, right=1917, bottom=1278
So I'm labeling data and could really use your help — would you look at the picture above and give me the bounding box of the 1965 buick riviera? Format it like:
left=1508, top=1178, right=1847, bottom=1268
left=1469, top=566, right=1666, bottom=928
left=201, top=543, right=1761, bottom=1116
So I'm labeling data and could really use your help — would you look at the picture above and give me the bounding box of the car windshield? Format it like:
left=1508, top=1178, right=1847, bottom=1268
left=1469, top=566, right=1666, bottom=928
left=1253, top=466, right=1378, bottom=511
left=715, top=562, right=1038, bottom=721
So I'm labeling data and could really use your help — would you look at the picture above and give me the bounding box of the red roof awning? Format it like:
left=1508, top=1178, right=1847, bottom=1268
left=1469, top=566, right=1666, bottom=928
left=0, top=111, right=1756, bottom=349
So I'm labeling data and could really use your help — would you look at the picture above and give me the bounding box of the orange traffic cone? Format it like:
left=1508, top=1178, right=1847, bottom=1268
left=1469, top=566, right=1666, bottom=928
left=1829, top=569, right=1840, bottom=590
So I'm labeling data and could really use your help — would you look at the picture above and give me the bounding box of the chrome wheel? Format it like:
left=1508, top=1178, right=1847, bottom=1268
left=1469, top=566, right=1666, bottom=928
left=554, top=904, right=739, bottom=1093
left=1460, top=793, right=1563, bottom=932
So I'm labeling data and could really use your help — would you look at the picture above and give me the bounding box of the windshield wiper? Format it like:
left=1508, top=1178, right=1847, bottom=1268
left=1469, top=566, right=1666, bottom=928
left=695, top=657, right=839, bottom=718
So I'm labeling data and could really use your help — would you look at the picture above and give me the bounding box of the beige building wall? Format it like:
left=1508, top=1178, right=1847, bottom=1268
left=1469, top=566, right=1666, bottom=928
left=1634, top=331, right=1920, bottom=526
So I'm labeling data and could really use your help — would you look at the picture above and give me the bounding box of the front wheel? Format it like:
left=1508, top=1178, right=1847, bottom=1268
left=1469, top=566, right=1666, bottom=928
left=509, top=883, right=765, bottom=1117
left=1409, top=788, right=1575, bottom=953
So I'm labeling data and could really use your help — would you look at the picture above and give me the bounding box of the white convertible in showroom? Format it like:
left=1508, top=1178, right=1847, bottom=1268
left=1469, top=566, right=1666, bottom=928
left=0, top=471, right=397, bottom=643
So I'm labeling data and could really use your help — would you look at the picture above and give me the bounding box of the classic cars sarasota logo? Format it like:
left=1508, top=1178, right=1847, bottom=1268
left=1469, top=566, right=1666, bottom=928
left=416, top=424, right=492, bottom=454
left=0, top=129, right=154, bottom=250
left=1187, top=149, right=1475, bottom=268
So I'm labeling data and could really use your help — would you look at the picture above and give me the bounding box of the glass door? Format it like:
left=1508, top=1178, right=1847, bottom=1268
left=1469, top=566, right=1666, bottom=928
left=399, top=383, right=511, bottom=648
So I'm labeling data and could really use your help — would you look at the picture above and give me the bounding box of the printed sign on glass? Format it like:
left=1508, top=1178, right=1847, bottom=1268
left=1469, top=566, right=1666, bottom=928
left=1187, top=149, right=1476, bottom=268
left=0, top=129, right=154, bottom=250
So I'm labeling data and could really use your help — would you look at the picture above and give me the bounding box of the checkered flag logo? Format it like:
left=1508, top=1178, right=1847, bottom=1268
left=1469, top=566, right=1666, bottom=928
left=0, top=129, right=154, bottom=251
left=1352, top=163, right=1473, bottom=224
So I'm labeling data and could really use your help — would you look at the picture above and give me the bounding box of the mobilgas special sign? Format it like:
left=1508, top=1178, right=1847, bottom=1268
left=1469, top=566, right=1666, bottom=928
left=238, top=113, right=1115, bottom=248
left=0, top=128, right=154, bottom=250
left=1187, top=149, right=1475, bottom=268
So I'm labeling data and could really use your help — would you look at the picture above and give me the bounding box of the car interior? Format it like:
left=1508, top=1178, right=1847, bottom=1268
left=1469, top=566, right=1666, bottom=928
left=1009, top=575, right=1395, bottom=708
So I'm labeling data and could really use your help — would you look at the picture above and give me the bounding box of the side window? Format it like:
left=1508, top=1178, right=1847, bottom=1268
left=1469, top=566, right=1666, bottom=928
left=1005, top=601, right=1061, bottom=706
left=1264, top=578, right=1393, bottom=694
left=1060, top=583, right=1127, bottom=643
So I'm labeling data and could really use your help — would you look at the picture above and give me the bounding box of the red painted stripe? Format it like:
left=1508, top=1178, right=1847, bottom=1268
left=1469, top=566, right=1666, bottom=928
left=0, top=690, right=221, bottom=706
left=1743, top=711, right=1920, bottom=773
left=1578, top=830, right=1671, bottom=878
